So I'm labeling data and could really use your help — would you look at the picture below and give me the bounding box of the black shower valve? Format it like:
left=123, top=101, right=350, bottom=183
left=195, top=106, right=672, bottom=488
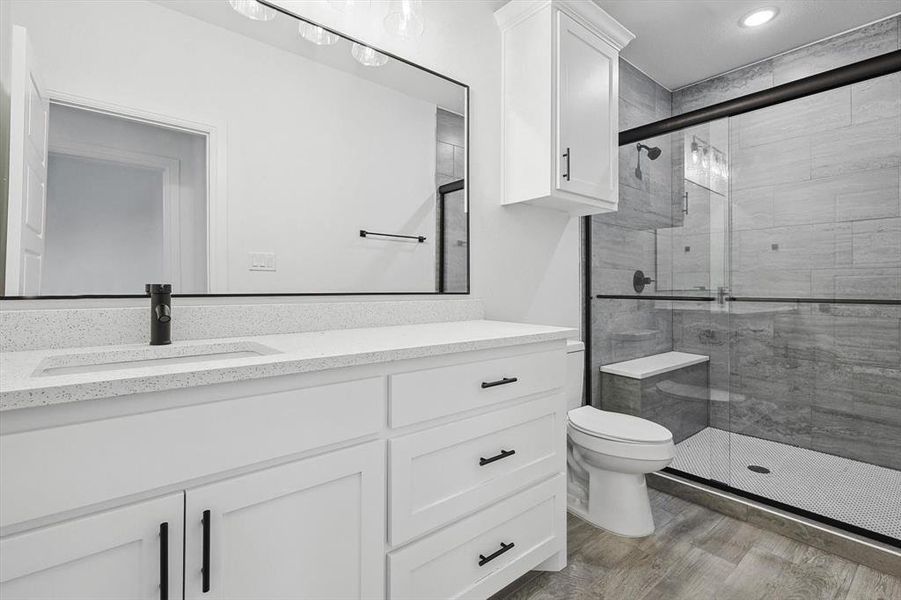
left=633, top=270, right=655, bottom=293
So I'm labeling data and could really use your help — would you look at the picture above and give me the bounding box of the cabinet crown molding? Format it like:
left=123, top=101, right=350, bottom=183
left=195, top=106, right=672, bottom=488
left=494, top=0, right=635, bottom=51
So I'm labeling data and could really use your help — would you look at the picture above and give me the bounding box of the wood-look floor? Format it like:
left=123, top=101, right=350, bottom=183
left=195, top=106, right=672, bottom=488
left=491, top=489, right=901, bottom=600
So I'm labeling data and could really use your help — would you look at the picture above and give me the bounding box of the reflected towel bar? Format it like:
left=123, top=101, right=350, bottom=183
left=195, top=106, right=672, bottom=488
left=360, top=230, right=426, bottom=243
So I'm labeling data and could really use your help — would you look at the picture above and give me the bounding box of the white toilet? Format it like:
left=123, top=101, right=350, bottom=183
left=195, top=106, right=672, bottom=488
left=564, top=340, right=675, bottom=537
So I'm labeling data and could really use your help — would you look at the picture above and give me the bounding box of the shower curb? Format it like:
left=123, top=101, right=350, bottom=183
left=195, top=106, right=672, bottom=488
left=648, top=471, right=901, bottom=578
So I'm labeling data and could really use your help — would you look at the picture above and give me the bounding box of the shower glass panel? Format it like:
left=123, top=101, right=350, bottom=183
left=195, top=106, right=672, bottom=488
left=591, top=70, right=900, bottom=546
left=593, top=120, right=732, bottom=490
left=724, top=71, right=901, bottom=544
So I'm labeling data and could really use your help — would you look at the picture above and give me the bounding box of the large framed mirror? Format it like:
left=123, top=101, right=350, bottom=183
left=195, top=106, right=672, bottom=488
left=0, top=0, right=468, bottom=298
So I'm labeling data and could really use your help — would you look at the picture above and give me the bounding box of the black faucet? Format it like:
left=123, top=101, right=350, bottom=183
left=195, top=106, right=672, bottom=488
left=146, top=284, right=172, bottom=345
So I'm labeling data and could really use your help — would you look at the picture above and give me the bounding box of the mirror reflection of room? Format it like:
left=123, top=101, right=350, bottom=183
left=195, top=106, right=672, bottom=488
left=1, top=0, right=468, bottom=297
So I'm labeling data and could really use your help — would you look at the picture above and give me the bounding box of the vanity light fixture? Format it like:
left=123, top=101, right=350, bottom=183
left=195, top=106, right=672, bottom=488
left=740, top=7, right=778, bottom=28
left=328, top=0, right=367, bottom=11
left=299, top=22, right=340, bottom=45
left=384, top=0, right=424, bottom=39
left=228, top=0, right=276, bottom=21
left=351, top=43, right=389, bottom=67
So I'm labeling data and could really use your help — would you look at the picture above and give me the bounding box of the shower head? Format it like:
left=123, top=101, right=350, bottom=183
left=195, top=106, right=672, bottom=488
left=637, top=143, right=662, bottom=160
left=634, top=143, right=662, bottom=180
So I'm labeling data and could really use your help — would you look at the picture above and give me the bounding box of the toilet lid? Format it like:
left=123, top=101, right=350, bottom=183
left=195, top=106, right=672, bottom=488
left=568, top=406, right=672, bottom=444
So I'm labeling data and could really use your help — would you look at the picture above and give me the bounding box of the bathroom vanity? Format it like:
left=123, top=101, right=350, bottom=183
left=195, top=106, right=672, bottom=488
left=0, top=320, right=572, bottom=599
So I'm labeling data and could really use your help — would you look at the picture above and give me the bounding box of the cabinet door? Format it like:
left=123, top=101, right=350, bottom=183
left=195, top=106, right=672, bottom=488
left=0, top=493, right=183, bottom=600
left=556, top=11, right=618, bottom=202
left=184, top=441, right=386, bottom=600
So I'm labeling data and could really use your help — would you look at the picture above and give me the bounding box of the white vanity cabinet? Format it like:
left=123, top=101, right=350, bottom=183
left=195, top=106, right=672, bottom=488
left=496, top=0, right=634, bottom=215
left=183, top=442, right=385, bottom=600
left=0, top=494, right=183, bottom=600
left=0, top=334, right=569, bottom=600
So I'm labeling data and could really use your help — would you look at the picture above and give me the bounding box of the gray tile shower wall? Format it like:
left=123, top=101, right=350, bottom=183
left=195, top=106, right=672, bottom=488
left=596, top=19, right=901, bottom=470
left=672, top=303, right=901, bottom=470
left=589, top=60, right=674, bottom=406
left=664, top=15, right=901, bottom=470
left=728, top=74, right=900, bottom=300
left=671, top=17, right=901, bottom=115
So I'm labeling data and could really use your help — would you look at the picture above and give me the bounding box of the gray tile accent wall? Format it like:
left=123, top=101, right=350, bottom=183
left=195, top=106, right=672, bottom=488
left=670, top=302, right=901, bottom=470
left=589, top=59, right=674, bottom=406
left=595, top=20, right=901, bottom=474
left=672, top=17, right=901, bottom=116
left=698, top=21, right=901, bottom=474
left=728, top=72, right=901, bottom=300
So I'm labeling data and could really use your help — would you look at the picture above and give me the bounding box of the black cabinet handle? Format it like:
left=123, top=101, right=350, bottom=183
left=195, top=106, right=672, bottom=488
left=159, top=522, right=169, bottom=600
left=481, top=377, right=518, bottom=389
left=562, top=147, right=571, bottom=181
left=479, top=449, right=516, bottom=466
left=479, top=542, right=515, bottom=567
left=202, top=510, right=211, bottom=593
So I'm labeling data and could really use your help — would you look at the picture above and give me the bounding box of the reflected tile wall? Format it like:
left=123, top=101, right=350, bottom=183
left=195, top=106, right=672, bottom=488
left=435, top=109, right=467, bottom=292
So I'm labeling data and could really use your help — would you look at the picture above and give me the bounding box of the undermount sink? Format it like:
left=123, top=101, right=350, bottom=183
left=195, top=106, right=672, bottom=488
left=35, top=342, right=280, bottom=377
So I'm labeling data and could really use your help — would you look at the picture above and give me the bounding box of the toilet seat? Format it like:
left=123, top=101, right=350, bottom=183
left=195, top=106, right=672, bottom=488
left=568, top=425, right=674, bottom=462
left=567, top=406, right=672, bottom=444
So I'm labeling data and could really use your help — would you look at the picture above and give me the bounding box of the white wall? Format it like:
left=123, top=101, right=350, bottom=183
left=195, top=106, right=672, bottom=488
left=48, top=103, right=208, bottom=294
left=0, top=0, right=12, bottom=288
left=9, top=0, right=440, bottom=294
left=43, top=155, right=165, bottom=295
left=269, top=0, right=582, bottom=330
left=3, top=0, right=582, bottom=334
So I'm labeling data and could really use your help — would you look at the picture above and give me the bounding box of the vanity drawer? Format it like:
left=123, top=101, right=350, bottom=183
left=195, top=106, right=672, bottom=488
left=389, top=347, right=565, bottom=428
left=0, top=377, right=385, bottom=529
left=388, top=475, right=565, bottom=600
left=389, top=394, right=564, bottom=544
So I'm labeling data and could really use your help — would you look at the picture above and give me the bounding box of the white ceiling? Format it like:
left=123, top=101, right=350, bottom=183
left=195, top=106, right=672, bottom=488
left=592, top=0, right=901, bottom=90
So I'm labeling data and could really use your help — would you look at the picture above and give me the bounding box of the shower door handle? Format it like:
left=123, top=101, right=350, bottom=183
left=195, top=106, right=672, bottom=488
left=562, top=147, right=571, bottom=181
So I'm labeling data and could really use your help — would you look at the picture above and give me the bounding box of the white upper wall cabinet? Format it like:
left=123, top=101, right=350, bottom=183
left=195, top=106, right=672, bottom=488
left=495, top=0, right=634, bottom=216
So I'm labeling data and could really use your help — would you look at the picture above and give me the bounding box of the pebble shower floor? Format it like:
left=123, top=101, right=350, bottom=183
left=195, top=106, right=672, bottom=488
left=671, top=427, right=901, bottom=541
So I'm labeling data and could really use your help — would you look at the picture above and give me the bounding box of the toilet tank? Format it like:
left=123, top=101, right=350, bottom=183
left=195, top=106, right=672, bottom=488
left=565, top=340, right=585, bottom=412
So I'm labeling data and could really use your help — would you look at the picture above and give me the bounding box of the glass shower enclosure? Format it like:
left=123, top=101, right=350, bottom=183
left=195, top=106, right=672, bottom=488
left=587, top=60, right=900, bottom=546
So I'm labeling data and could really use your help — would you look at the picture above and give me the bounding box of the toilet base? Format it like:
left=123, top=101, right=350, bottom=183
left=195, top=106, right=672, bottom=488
left=568, top=467, right=656, bottom=538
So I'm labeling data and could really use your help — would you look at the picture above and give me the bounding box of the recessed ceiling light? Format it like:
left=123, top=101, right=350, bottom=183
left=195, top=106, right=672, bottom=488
left=740, top=7, right=778, bottom=28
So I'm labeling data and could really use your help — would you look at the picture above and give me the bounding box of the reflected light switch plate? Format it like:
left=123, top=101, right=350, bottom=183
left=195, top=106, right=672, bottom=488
left=249, top=252, right=276, bottom=271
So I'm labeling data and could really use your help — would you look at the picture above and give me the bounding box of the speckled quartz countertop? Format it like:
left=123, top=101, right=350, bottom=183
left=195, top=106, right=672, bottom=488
left=0, top=320, right=574, bottom=411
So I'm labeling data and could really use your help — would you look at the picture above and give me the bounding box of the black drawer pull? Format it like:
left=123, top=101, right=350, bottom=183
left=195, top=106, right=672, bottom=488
left=479, top=542, right=515, bottom=567
left=481, top=377, right=518, bottom=389
left=479, top=449, right=516, bottom=466
left=202, top=510, right=211, bottom=593
left=159, top=522, right=169, bottom=600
